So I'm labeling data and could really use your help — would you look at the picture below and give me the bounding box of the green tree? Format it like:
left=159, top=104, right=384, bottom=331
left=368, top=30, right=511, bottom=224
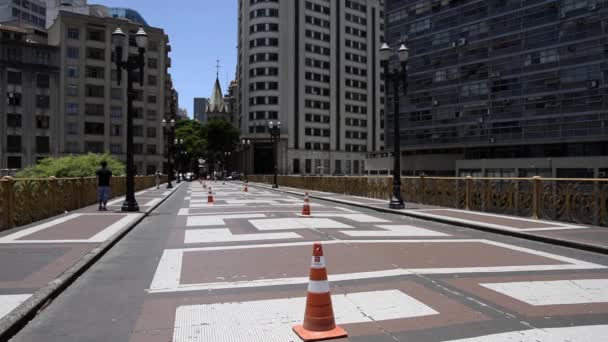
left=202, top=119, right=240, bottom=175
left=16, top=153, right=125, bottom=178
left=203, top=119, right=240, bottom=157
left=174, top=119, right=207, bottom=174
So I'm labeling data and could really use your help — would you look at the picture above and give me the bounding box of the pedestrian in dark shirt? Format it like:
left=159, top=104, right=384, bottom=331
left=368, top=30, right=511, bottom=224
left=96, top=161, right=112, bottom=211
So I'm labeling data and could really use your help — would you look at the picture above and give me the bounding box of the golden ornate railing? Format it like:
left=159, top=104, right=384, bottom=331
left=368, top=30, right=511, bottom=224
left=0, top=175, right=167, bottom=231
left=249, top=175, right=608, bottom=227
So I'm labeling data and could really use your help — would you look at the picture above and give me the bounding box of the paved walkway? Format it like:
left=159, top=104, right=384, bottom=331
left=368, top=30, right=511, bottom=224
left=0, top=183, right=181, bottom=336
left=249, top=182, right=608, bottom=254
left=7, top=180, right=608, bottom=341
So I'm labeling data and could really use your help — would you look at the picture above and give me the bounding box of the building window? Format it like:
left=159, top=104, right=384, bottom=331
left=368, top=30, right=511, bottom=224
left=147, top=95, right=157, bottom=104
left=7, top=92, right=22, bottom=106
left=110, top=144, right=122, bottom=154
left=111, top=124, right=121, bottom=136
left=37, top=74, right=50, bottom=88
left=293, top=159, right=300, bottom=173
left=7, top=135, right=22, bottom=153
left=86, top=47, right=105, bottom=60
left=111, top=88, right=122, bottom=100
left=146, top=144, right=157, bottom=154
left=67, top=28, right=80, bottom=40
left=36, top=115, right=50, bottom=129
left=67, top=84, right=78, bottom=96
left=86, top=85, right=105, bottom=97
left=7, top=114, right=22, bottom=128
left=148, top=75, right=157, bottom=86
left=36, top=136, right=50, bottom=153
left=85, top=141, right=104, bottom=153
left=86, top=66, right=105, bottom=78
left=87, top=29, right=104, bottom=42
left=84, top=122, right=104, bottom=135
left=111, top=106, right=122, bottom=118
left=67, top=66, right=79, bottom=78
left=67, top=47, right=80, bottom=59
left=7, top=71, right=21, bottom=84
left=65, top=122, right=78, bottom=135
left=36, top=95, right=50, bottom=109
left=66, top=103, right=79, bottom=115
left=85, top=103, right=105, bottom=116
left=133, top=125, right=144, bottom=137
left=305, top=159, right=312, bottom=173
left=7, top=156, right=22, bottom=169
left=147, top=58, right=158, bottom=69
left=146, top=127, right=157, bottom=138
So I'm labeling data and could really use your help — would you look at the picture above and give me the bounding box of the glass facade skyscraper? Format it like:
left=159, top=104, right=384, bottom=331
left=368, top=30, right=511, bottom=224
left=380, top=0, right=608, bottom=177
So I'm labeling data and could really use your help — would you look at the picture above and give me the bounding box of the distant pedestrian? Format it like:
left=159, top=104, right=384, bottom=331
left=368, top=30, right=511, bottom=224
left=96, top=160, right=112, bottom=211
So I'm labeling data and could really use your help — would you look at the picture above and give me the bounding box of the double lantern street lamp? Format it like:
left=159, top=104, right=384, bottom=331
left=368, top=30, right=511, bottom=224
left=161, top=118, right=176, bottom=189
left=241, top=139, right=251, bottom=182
left=112, top=26, right=148, bottom=212
left=379, top=42, right=409, bottom=209
left=174, top=138, right=184, bottom=183
left=268, top=121, right=281, bottom=189
left=224, top=151, right=231, bottom=179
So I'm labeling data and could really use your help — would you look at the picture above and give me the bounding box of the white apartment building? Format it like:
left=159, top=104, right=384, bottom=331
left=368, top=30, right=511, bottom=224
left=237, top=0, right=385, bottom=175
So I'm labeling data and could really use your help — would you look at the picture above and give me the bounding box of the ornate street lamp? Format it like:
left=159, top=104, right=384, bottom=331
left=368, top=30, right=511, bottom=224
left=112, top=26, right=148, bottom=212
left=242, top=139, right=251, bottom=182
left=268, top=121, right=281, bottom=189
left=174, top=138, right=184, bottom=183
left=380, top=42, right=409, bottom=209
left=161, top=118, right=175, bottom=189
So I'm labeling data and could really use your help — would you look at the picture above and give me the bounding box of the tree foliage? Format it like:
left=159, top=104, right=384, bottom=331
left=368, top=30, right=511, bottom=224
left=175, top=119, right=207, bottom=159
left=16, top=153, right=125, bottom=178
left=202, top=119, right=240, bottom=159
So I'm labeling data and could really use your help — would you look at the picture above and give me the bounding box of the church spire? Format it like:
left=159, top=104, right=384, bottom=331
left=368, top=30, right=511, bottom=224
left=216, top=58, right=220, bottom=79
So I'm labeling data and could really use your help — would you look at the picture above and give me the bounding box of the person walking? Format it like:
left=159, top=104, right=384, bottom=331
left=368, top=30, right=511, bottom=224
left=96, top=160, right=112, bottom=211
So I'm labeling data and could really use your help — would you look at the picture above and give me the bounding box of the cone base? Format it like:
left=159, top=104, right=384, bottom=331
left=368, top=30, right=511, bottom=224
left=293, top=324, right=347, bottom=341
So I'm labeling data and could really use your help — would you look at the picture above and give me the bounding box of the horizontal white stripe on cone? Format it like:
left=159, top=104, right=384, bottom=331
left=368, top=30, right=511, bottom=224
left=310, top=256, right=326, bottom=269
left=308, top=280, right=330, bottom=293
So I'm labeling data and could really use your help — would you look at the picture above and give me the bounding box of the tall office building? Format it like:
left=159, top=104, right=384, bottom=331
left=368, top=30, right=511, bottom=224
left=0, top=0, right=47, bottom=28
left=193, top=97, right=208, bottom=123
left=237, top=0, right=385, bottom=175
left=47, top=10, right=171, bottom=175
left=0, top=24, right=59, bottom=172
left=371, top=0, right=608, bottom=178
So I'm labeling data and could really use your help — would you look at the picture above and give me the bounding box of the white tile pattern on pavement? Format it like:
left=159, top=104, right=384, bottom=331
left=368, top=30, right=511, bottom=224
left=184, top=228, right=301, bottom=243
left=480, top=279, right=608, bottom=305
left=0, top=294, right=32, bottom=320
left=172, top=290, right=438, bottom=342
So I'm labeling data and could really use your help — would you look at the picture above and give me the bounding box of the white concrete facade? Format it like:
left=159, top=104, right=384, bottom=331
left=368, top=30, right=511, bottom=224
left=237, top=0, right=385, bottom=175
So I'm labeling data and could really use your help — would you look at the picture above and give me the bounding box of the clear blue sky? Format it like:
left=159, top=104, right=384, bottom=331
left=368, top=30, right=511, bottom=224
left=95, top=0, right=238, bottom=117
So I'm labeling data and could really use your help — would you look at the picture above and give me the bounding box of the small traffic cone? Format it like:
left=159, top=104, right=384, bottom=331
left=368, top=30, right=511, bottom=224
left=293, top=242, right=347, bottom=341
left=207, top=188, right=214, bottom=203
left=301, top=192, right=311, bottom=216
left=244, top=182, right=248, bottom=192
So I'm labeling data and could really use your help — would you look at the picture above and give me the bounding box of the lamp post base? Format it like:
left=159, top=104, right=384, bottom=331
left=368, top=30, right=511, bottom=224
left=166, top=182, right=173, bottom=189
left=272, top=184, right=279, bottom=189
left=121, top=199, right=140, bottom=212
left=389, top=198, right=405, bottom=209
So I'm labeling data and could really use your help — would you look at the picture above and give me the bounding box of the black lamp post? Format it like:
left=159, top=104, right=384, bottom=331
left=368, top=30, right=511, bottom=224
left=224, top=151, right=231, bottom=179
left=242, top=139, right=250, bottom=182
left=174, top=138, right=183, bottom=183
left=380, top=42, right=409, bottom=209
left=161, top=118, right=175, bottom=189
left=268, top=121, right=281, bottom=189
left=112, top=27, right=148, bottom=212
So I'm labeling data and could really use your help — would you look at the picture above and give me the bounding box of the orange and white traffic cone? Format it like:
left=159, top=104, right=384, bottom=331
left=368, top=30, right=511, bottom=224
left=244, top=182, right=248, bottom=192
left=301, top=192, right=311, bottom=216
left=293, top=242, right=347, bottom=341
left=207, top=188, right=214, bottom=203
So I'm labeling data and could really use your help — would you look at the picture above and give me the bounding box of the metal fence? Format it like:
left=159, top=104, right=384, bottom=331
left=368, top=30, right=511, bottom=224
left=0, top=175, right=167, bottom=231
left=249, top=175, right=608, bottom=227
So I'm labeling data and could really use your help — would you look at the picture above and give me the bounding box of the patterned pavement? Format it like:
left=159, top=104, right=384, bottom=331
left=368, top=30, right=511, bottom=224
left=0, top=185, right=177, bottom=330
left=7, top=181, right=608, bottom=341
